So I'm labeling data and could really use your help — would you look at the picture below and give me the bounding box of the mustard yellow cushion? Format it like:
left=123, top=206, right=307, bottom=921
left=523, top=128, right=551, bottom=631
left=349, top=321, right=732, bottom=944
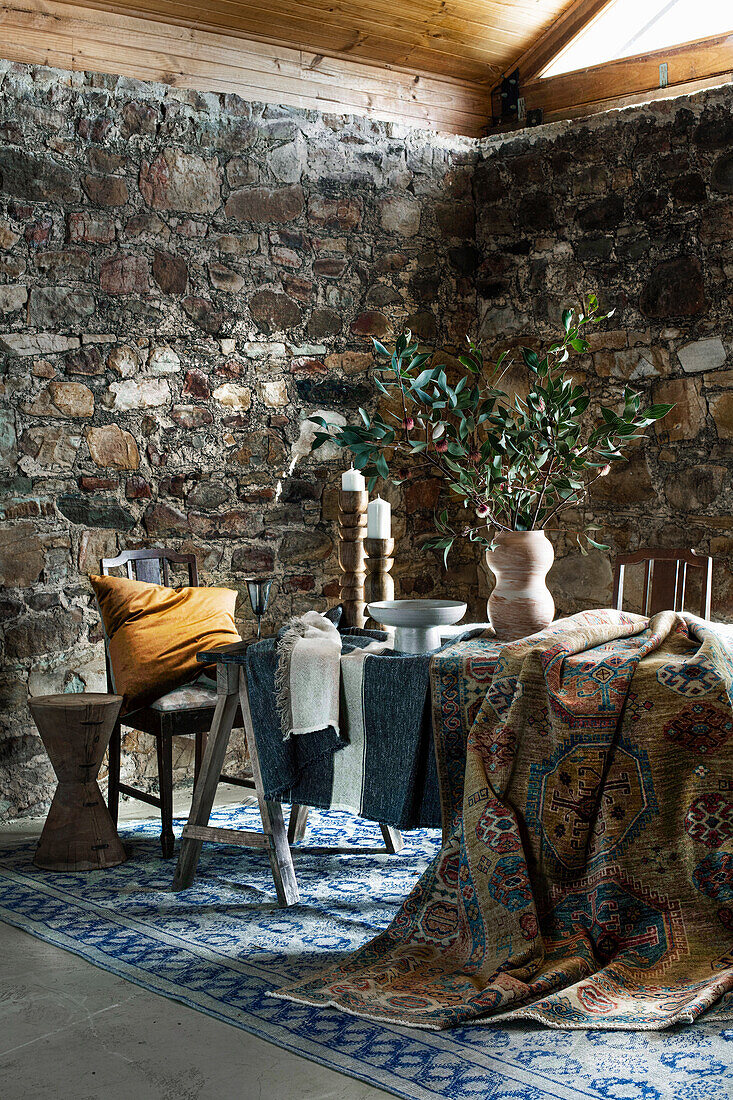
left=90, top=574, right=240, bottom=714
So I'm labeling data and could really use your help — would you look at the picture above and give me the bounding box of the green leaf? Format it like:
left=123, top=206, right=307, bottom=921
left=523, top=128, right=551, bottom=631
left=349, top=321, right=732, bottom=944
left=375, top=452, right=389, bottom=479
left=412, top=387, right=432, bottom=403
left=645, top=403, right=675, bottom=419
left=459, top=354, right=480, bottom=374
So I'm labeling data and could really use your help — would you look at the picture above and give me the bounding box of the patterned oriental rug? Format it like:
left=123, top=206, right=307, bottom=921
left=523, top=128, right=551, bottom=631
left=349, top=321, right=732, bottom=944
left=278, top=610, right=733, bottom=1031
left=0, top=806, right=730, bottom=1100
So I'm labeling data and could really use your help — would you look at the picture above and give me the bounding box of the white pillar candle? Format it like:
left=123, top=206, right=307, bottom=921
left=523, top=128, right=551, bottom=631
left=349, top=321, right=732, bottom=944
left=367, top=495, right=391, bottom=539
left=341, top=466, right=366, bottom=491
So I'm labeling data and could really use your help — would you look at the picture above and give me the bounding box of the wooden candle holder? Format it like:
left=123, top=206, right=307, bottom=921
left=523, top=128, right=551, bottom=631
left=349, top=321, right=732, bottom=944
left=338, top=488, right=368, bottom=628
left=365, top=537, right=395, bottom=630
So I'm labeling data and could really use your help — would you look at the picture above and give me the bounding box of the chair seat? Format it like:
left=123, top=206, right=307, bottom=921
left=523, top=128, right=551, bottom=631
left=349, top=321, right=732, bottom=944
left=150, top=681, right=218, bottom=712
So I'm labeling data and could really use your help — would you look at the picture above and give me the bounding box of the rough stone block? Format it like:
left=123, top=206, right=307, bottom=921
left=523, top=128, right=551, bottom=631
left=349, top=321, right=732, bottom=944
left=57, top=494, right=135, bottom=530
left=152, top=250, right=188, bottom=294
left=259, top=379, right=288, bottom=407
left=139, top=149, right=222, bottom=213
left=640, top=256, right=707, bottom=318
left=225, top=185, right=303, bottom=224
left=0, top=285, right=28, bottom=313
left=0, top=147, right=80, bottom=202
left=105, top=378, right=171, bottom=411
left=83, top=174, right=129, bottom=207
left=0, top=334, right=81, bottom=356
left=24, top=380, right=94, bottom=419
left=379, top=194, right=421, bottom=236
left=19, top=425, right=81, bottom=468
left=86, top=425, right=140, bottom=469
left=100, top=254, right=151, bottom=295
left=279, top=529, right=333, bottom=563
left=28, top=287, right=96, bottom=327
left=677, top=336, right=727, bottom=374
left=0, top=523, right=45, bottom=588
left=307, top=195, right=361, bottom=230
left=652, top=377, right=707, bottom=442
left=249, top=289, right=302, bottom=333
left=710, top=391, right=733, bottom=439
left=170, top=405, right=214, bottom=428
left=148, top=345, right=181, bottom=373
left=213, top=383, right=252, bottom=410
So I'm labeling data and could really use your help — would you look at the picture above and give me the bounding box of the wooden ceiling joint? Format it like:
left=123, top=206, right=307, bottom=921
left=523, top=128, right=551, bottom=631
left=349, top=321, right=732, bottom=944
left=488, top=1, right=733, bottom=133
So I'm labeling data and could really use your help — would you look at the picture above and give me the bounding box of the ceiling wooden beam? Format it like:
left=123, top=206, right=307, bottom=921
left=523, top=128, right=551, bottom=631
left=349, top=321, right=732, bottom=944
left=489, top=0, right=614, bottom=121
left=509, top=0, right=614, bottom=83
left=539, top=67, right=733, bottom=124
left=521, top=30, right=733, bottom=120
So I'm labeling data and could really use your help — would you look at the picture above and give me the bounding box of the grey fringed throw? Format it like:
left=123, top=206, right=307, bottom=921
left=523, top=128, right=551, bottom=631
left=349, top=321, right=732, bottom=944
left=275, top=611, right=344, bottom=739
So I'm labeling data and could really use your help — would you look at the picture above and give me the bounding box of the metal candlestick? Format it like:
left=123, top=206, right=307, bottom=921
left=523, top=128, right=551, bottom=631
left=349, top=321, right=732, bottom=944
left=338, top=488, right=368, bottom=628
left=365, top=537, right=395, bottom=629
left=246, top=577, right=273, bottom=640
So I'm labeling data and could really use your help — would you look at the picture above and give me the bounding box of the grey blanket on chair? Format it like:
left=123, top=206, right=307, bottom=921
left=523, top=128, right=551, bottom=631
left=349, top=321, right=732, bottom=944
left=244, top=628, right=444, bottom=829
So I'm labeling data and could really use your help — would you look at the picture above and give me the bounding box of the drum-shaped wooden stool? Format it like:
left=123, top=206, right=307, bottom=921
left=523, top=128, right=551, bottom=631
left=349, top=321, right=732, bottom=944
left=29, top=693, right=127, bottom=871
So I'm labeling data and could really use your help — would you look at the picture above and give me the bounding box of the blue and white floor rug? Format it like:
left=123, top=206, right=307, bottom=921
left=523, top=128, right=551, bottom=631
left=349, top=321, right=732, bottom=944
left=0, top=805, right=730, bottom=1100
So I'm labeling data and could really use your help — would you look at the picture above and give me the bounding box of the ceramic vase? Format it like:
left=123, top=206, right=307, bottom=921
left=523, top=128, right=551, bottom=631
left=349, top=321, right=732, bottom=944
left=485, top=530, right=555, bottom=641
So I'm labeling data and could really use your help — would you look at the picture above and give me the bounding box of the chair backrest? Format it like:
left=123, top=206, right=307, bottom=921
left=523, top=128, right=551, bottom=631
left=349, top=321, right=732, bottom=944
left=98, top=549, right=200, bottom=697
left=612, top=548, right=713, bottom=620
left=100, top=548, right=199, bottom=587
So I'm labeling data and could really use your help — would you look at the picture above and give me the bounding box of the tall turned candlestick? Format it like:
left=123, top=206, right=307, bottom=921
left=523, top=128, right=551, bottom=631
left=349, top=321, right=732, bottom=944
left=365, top=537, right=395, bottom=630
left=338, top=488, right=368, bottom=628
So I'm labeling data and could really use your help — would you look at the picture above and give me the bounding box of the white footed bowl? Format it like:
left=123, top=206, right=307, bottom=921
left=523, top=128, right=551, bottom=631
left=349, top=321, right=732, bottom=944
left=367, top=599, right=467, bottom=654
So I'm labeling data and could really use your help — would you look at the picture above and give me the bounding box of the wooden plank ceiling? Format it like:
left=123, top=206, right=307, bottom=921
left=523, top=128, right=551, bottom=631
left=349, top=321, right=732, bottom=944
left=3, top=0, right=729, bottom=134
left=45, top=0, right=579, bottom=85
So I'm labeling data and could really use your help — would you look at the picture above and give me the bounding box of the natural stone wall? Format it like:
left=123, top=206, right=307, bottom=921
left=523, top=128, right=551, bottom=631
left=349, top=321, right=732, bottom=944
left=0, top=61, right=478, bottom=819
left=2, top=56, right=733, bottom=821
left=474, top=86, right=733, bottom=622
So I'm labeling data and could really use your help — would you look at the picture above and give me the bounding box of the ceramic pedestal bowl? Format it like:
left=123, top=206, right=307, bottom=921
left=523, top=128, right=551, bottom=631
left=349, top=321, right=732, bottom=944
left=367, top=599, right=467, bottom=654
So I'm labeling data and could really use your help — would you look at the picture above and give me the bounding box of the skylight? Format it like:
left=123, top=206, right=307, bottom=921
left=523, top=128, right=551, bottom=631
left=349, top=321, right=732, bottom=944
left=542, top=0, right=733, bottom=78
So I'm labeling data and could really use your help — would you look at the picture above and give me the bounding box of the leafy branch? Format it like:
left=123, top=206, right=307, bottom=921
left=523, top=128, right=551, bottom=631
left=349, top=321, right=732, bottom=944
left=308, top=295, right=673, bottom=566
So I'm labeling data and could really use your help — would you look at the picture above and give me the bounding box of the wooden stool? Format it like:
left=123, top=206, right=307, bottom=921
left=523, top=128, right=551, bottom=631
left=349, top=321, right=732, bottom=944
left=29, top=693, right=127, bottom=871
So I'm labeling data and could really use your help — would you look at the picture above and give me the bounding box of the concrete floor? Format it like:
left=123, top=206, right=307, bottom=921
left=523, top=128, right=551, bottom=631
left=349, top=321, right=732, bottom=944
left=0, top=789, right=390, bottom=1100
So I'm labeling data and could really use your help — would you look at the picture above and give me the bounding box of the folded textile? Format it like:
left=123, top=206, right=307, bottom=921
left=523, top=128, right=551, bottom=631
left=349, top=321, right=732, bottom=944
left=247, top=628, right=388, bottom=802
left=245, top=628, right=473, bottom=825
left=275, top=611, right=344, bottom=739
left=276, top=610, right=733, bottom=1031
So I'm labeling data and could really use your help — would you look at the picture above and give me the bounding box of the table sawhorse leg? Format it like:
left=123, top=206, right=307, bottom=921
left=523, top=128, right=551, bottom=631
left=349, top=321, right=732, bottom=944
left=172, top=663, right=299, bottom=906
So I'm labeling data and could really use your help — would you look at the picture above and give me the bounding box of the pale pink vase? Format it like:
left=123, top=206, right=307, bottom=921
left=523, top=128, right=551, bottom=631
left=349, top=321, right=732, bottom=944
left=486, top=530, right=555, bottom=641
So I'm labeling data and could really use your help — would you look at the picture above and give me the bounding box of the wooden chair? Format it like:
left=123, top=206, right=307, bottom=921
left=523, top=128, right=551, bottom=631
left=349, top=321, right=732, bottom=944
left=612, top=548, right=713, bottom=619
left=100, top=548, right=251, bottom=858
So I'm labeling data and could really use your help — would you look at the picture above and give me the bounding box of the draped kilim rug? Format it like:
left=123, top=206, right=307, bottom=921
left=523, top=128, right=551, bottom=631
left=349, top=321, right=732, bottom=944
left=278, top=611, right=733, bottom=1035
left=0, top=804, right=730, bottom=1100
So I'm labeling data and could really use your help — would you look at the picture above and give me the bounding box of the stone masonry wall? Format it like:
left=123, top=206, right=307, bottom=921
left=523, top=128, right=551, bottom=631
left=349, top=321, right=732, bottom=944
left=474, top=87, right=733, bottom=622
left=2, top=56, right=733, bottom=820
left=0, top=61, right=478, bottom=819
